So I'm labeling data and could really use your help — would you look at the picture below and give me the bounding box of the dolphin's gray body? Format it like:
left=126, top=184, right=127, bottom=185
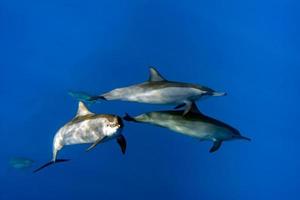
left=95, top=67, right=226, bottom=115
left=124, top=103, right=250, bottom=152
left=34, top=102, right=126, bottom=172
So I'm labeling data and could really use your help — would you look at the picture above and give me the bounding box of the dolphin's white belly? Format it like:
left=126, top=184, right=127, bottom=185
left=104, top=86, right=203, bottom=104
left=55, top=118, right=115, bottom=146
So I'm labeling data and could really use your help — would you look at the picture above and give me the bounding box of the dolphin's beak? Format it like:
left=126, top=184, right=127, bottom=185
left=117, top=116, right=124, bottom=129
left=238, top=135, right=251, bottom=141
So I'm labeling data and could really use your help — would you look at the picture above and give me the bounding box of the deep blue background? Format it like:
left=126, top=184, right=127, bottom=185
left=0, top=0, right=299, bottom=199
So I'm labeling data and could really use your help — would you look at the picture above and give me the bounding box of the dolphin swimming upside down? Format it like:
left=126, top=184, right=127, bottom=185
left=34, top=101, right=126, bottom=172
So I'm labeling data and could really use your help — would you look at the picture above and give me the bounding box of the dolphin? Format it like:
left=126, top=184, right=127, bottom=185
left=9, top=157, right=34, bottom=169
left=34, top=101, right=126, bottom=173
left=92, top=67, right=226, bottom=115
left=124, top=103, right=250, bottom=153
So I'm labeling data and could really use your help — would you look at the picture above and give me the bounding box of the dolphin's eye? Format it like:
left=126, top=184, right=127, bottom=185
left=107, top=124, right=114, bottom=128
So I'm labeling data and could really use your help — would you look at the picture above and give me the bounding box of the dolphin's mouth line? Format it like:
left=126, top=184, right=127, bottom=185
left=117, top=116, right=124, bottom=128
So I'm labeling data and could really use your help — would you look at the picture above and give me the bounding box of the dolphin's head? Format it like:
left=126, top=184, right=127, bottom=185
left=227, top=128, right=251, bottom=141
left=107, top=116, right=123, bottom=129
left=116, top=116, right=124, bottom=129
left=115, top=116, right=124, bottom=136
left=103, top=115, right=124, bottom=137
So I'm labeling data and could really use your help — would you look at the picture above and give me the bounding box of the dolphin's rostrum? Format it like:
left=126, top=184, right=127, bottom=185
left=124, top=103, right=250, bottom=153
left=34, top=102, right=126, bottom=173
left=92, top=67, right=226, bottom=115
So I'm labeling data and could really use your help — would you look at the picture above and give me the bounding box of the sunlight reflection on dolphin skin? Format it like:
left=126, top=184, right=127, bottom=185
left=133, top=111, right=241, bottom=142
left=51, top=113, right=122, bottom=162
left=100, top=68, right=225, bottom=108
left=59, top=117, right=119, bottom=145
left=105, top=84, right=204, bottom=104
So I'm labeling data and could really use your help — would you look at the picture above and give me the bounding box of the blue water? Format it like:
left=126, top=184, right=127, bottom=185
left=1, top=0, right=299, bottom=199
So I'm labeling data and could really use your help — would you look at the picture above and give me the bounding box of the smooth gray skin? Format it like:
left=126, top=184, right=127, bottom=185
left=51, top=101, right=123, bottom=162
left=125, top=104, right=250, bottom=152
left=99, top=67, right=226, bottom=114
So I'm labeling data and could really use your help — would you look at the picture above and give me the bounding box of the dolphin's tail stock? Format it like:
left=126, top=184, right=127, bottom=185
left=68, top=91, right=106, bottom=103
left=33, top=159, right=69, bottom=173
left=123, top=113, right=137, bottom=122
left=89, top=95, right=107, bottom=101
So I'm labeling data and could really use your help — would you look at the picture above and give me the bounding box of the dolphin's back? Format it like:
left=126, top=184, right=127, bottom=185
left=102, top=81, right=206, bottom=104
left=135, top=111, right=218, bottom=139
left=134, top=110, right=241, bottom=141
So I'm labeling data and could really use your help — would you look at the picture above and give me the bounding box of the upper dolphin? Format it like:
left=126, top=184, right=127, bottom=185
left=124, top=103, right=250, bottom=153
left=92, top=67, right=226, bottom=115
left=34, top=101, right=126, bottom=172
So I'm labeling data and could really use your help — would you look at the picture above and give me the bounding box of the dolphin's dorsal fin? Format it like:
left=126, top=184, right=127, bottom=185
left=148, top=67, right=166, bottom=82
left=76, top=101, right=93, bottom=117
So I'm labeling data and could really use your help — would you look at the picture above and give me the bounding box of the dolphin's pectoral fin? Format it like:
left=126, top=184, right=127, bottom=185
left=181, top=102, right=204, bottom=116
left=86, top=136, right=107, bottom=152
left=148, top=67, right=166, bottom=82
left=209, top=141, right=223, bottom=153
left=174, top=103, right=186, bottom=109
left=190, top=102, right=204, bottom=115
left=33, top=159, right=70, bottom=173
left=183, top=101, right=192, bottom=116
left=116, top=134, right=127, bottom=154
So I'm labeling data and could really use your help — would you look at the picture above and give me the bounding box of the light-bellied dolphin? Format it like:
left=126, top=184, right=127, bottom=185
left=124, top=103, right=250, bottom=153
left=34, top=102, right=126, bottom=173
left=92, top=67, right=226, bottom=115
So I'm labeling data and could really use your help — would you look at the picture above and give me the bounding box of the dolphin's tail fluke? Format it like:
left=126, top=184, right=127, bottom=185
left=68, top=91, right=106, bottom=103
left=123, top=113, right=137, bottom=122
left=33, top=159, right=69, bottom=173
